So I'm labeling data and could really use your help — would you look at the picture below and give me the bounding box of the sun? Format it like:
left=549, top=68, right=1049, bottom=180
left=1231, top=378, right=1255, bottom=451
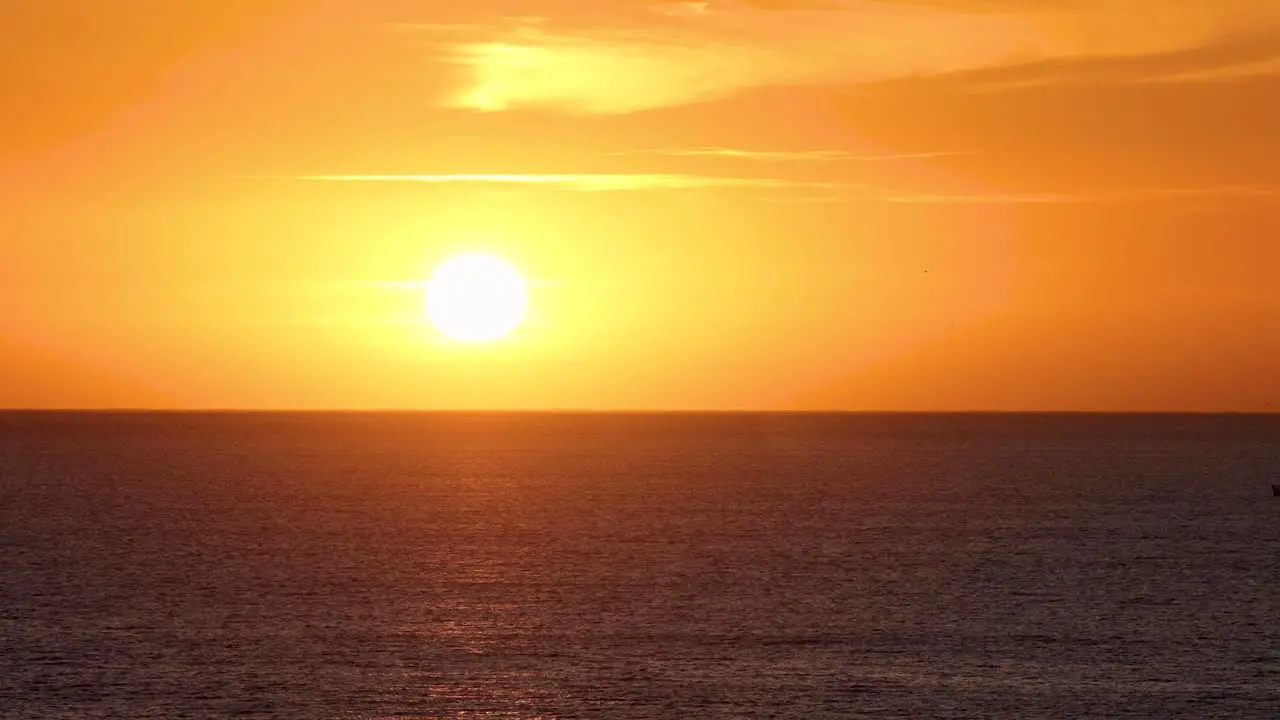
left=425, top=254, right=528, bottom=342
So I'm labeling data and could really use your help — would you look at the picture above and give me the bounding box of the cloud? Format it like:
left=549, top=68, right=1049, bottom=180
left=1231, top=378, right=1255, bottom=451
left=426, top=0, right=1280, bottom=113
left=876, top=185, right=1280, bottom=204
left=438, top=6, right=1032, bottom=113
left=1154, top=55, right=1280, bottom=83
left=285, top=173, right=847, bottom=191
left=274, top=174, right=1280, bottom=205
left=602, top=147, right=975, bottom=161
left=877, top=192, right=1074, bottom=204
left=912, top=29, right=1280, bottom=93
left=1116, top=185, right=1280, bottom=200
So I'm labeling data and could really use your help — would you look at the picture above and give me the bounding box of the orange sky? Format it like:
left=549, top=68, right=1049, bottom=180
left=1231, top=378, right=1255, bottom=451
left=2, top=0, right=1278, bottom=410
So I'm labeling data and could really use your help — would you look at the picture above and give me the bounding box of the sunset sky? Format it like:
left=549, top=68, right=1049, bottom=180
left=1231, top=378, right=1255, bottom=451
left=2, top=0, right=1278, bottom=410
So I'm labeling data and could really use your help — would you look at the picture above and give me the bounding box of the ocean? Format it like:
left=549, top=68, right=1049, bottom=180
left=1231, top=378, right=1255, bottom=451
left=1, top=412, right=1277, bottom=719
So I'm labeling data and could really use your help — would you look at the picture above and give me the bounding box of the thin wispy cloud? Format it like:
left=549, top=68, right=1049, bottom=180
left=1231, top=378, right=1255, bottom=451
left=426, top=0, right=1280, bottom=114
left=1154, top=56, right=1280, bottom=83
left=438, top=8, right=1030, bottom=113
left=875, top=185, right=1280, bottom=205
left=602, top=147, right=975, bottom=161
left=273, top=175, right=1280, bottom=205
left=285, top=173, right=847, bottom=191
left=1116, top=185, right=1280, bottom=200
left=876, top=192, right=1074, bottom=205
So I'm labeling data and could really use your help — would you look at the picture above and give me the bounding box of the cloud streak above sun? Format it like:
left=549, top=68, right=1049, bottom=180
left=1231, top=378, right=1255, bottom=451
left=287, top=173, right=847, bottom=191
left=427, top=0, right=1280, bottom=114
left=280, top=175, right=1280, bottom=205
left=438, top=5, right=1031, bottom=113
left=602, top=147, right=975, bottom=161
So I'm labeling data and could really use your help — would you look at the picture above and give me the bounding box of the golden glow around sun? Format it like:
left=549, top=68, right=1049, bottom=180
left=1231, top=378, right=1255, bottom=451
left=425, top=254, right=529, bottom=342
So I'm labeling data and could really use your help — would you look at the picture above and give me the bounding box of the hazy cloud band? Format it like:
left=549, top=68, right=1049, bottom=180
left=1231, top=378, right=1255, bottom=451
left=428, top=0, right=1280, bottom=113
left=285, top=173, right=847, bottom=191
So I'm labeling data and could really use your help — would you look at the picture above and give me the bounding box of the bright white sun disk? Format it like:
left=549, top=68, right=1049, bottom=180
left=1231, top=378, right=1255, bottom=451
left=425, top=254, right=528, bottom=342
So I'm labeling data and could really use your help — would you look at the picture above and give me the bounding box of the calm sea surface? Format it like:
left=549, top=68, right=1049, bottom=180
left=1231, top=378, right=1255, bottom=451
left=1, top=413, right=1278, bottom=719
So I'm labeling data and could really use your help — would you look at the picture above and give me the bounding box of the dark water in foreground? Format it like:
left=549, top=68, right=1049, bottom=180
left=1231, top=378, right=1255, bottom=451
left=1, top=413, right=1278, bottom=719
